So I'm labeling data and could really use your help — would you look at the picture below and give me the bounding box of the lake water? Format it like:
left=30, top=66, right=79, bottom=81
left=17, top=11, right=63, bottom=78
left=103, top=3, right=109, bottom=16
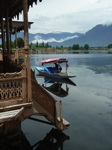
left=21, top=53, right=112, bottom=150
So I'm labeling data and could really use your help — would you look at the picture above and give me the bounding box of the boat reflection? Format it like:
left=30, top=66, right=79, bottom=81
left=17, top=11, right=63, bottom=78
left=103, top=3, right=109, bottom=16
left=42, top=77, right=76, bottom=97
left=32, top=128, right=70, bottom=150
left=0, top=128, right=69, bottom=150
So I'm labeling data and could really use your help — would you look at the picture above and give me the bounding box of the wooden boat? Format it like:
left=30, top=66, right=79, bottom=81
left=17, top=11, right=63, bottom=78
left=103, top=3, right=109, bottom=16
left=35, top=57, right=75, bottom=79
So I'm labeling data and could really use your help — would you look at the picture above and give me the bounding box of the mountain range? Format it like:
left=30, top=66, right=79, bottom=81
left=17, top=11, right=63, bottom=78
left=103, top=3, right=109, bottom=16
left=13, top=24, right=112, bottom=47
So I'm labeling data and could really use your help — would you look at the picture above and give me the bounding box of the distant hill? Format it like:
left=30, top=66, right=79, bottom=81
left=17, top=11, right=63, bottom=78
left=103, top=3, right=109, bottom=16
left=11, top=31, right=81, bottom=43
left=11, top=24, right=112, bottom=47
left=49, top=24, right=112, bottom=47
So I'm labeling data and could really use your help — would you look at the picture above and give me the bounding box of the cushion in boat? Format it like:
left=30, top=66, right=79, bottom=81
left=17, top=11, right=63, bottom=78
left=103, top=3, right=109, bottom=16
left=44, top=67, right=58, bottom=73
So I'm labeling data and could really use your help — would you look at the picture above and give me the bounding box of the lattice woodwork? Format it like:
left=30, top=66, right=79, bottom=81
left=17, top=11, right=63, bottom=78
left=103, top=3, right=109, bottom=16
left=0, top=79, right=22, bottom=101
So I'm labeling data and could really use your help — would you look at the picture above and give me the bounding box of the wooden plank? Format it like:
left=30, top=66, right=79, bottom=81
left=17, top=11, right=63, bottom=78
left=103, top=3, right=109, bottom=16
left=15, top=107, right=24, bottom=120
left=0, top=99, right=23, bottom=108
left=57, top=117, right=70, bottom=127
left=0, top=76, right=25, bottom=81
left=0, top=102, right=33, bottom=112
left=0, top=107, right=24, bottom=123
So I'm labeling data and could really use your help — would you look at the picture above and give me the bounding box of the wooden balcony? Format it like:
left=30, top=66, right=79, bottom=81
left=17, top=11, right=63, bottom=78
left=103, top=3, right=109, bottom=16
left=0, top=51, right=34, bottom=131
left=0, top=51, right=69, bottom=131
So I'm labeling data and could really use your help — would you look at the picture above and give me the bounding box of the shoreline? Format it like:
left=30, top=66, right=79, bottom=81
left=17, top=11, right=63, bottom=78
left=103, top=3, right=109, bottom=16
left=28, top=49, right=112, bottom=54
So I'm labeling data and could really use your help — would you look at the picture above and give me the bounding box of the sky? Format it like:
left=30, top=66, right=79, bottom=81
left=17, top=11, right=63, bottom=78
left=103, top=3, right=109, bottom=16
left=17, top=0, right=112, bottom=34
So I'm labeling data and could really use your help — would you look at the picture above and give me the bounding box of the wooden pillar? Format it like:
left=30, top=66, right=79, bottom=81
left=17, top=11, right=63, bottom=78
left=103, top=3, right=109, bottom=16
left=1, top=19, right=6, bottom=73
left=5, top=9, right=10, bottom=54
left=23, top=0, right=29, bottom=52
left=9, top=19, right=12, bottom=51
left=25, top=55, right=32, bottom=102
left=59, top=101, right=63, bottom=123
left=10, top=33, right=12, bottom=51
left=1, top=18, right=5, bottom=57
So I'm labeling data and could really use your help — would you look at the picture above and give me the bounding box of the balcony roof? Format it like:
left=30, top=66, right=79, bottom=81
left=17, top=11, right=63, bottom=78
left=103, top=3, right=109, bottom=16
left=0, top=0, right=42, bottom=19
left=0, top=21, right=33, bottom=34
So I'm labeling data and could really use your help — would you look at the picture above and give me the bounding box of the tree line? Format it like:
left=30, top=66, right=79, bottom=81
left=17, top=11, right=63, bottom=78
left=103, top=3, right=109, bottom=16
left=1, top=37, right=112, bottom=50
left=29, top=41, right=51, bottom=50
left=69, top=44, right=89, bottom=50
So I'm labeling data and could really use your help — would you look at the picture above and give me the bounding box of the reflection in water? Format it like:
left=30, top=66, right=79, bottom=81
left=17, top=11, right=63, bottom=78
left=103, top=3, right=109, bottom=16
left=30, top=54, right=112, bottom=150
left=87, top=65, right=112, bottom=75
left=0, top=127, right=69, bottom=150
left=0, top=127, right=32, bottom=150
left=43, top=82, right=69, bottom=97
left=32, top=128, right=70, bottom=150
left=42, top=77, right=76, bottom=97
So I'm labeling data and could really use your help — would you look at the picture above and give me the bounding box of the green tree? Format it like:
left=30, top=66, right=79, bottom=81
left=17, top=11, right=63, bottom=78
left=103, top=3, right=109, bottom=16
left=72, top=44, right=79, bottom=50
left=60, top=45, right=63, bottom=49
left=29, top=43, right=32, bottom=48
left=36, top=41, right=38, bottom=47
left=10, top=41, right=15, bottom=48
left=84, top=44, right=89, bottom=50
left=42, top=41, right=44, bottom=47
left=14, top=37, right=24, bottom=48
left=108, top=43, right=112, bottom=49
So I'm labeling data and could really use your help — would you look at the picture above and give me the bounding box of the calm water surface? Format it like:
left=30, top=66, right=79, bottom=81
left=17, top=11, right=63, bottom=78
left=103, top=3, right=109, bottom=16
left=22, top=53, right=112, bottom=150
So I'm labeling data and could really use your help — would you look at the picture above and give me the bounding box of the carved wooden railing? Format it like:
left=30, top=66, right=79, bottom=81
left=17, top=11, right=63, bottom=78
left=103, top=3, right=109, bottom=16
left=0, top=54, right=32, bottom=108
left=0, top=71, right=25, bottom=102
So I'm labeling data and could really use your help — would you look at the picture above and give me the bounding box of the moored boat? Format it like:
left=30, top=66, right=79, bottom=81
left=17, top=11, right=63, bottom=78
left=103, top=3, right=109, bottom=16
left=35, top=57, right=76, bottom=79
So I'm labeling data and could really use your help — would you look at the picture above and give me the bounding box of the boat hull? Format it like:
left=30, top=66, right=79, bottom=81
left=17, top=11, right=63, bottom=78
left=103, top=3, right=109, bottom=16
left=35, top=67, right=75, bottom=79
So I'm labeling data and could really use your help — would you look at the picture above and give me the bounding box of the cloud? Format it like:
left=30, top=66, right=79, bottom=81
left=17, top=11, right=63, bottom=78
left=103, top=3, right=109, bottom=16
left=30, top=4, right=112, bottom=34
left=15, top=0, right=112, bottom=33
left=32, top=33, right=79, bottom=43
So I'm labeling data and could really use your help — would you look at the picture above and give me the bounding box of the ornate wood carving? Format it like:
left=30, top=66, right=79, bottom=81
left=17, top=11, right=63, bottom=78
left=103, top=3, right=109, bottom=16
left=0, top=70, right=25, bottom=101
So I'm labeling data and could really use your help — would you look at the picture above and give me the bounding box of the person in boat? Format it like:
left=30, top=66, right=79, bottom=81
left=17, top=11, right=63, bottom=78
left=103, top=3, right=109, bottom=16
left=54, top=63, right=62, bottom=73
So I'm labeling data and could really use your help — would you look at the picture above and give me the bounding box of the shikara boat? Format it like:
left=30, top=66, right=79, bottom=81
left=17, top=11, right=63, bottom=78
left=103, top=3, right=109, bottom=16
left=35, top=57, right=75, bottom=79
